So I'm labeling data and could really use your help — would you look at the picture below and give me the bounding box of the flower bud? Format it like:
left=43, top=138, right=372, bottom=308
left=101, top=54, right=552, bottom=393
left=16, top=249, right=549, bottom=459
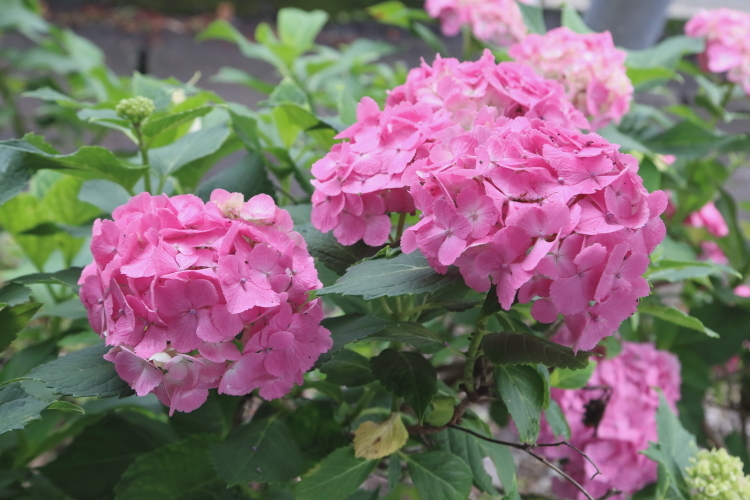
left=115, top=96, right=155, bottom=125
left=686, top=448, right=750, bottom=500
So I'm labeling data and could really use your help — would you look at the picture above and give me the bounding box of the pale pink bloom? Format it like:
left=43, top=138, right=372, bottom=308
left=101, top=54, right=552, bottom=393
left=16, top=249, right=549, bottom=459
left=541, top=342, right=682, bottom=499
left=734, top=284, right=750, bottom=297
left=698, top=240, right=729, bottom=265
left=686, top=9, right=750, bottom=95
left=80, top=191, right=331, bottom=414
left=685, top=201, right=729, bottom=238
left=509, top=27, right=633, bottom=129
left=424, top=0, right=529, bottom=47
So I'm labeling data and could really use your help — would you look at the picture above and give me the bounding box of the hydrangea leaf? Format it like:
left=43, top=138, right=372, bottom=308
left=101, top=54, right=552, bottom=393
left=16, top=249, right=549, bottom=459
left=320, top=350, right=375, bottom=387
left=434, top=422, right=496, bottom=494
left=638, top=303, right=719, bottom=338
left=141, top=106, right=212, bottom=138
left=0, top=383, right=50, bottom=435
left=210, top=417, right=304, bottom=486
left=296, top=446, right=378, bottom=500
left=370, top=348, right=437, bottom=422
left=494, top=364, right=545, bottom=444
left=297, top=223, right=379, bottom=276
left=482, top=332, right=594, bottom=370
left=115, top=434, right=243, bottom=500
left=0, top=302, right=42, bottom=351
left=149, top=124, right=230, bottom=177
left=642, top=393, right=698, bottom=500
left=353, top=413, right=408, bottom=460
left=25, top=343, right=132, bottom=398
left=406, top=451, right=473, bottom=500
left=318, top=252, right=462, bottom=300
left=317, top=314, right=393, bottom=365
left=549, top=361, right=597, bottom=389
left=517, top=1, right=545, bottom=34
left=544, top=400, right=571, bottom=440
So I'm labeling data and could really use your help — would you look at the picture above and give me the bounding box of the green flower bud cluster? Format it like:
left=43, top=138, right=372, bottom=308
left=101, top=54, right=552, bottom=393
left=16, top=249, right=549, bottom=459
left=685, top=448, right=750, bottom=500
left=115, top=96, right=155, bottom=125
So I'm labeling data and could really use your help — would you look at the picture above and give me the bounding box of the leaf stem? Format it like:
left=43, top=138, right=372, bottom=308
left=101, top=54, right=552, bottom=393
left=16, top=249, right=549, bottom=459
left=395, top=212, right=407, bottom=246
left=463, top=291, right=494, bottom=393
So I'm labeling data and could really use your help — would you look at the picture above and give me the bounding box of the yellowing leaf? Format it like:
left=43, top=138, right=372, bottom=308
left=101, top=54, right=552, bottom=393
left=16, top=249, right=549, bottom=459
left=353, top=413, right=408, bottom=460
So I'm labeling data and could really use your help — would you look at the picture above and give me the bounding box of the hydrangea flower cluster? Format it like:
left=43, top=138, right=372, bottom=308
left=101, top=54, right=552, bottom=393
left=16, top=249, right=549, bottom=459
left=542, top=342, right=682, bottom=499
left=685, top=448, right=750, bottom=500
left=311, top=50, right=588, bottom=247
left=313, top=52, right=662, bottom=352
left=424, top=0, right=529, bottom=47
left=686, top=8, right=750, bottom=95
left=509, top=27, right=633, bottom=129
left=685, top=201, right=729, bottom=264
left=79, top=190, right=332, bottom=414
left=401, top=114, right=666, bottom=352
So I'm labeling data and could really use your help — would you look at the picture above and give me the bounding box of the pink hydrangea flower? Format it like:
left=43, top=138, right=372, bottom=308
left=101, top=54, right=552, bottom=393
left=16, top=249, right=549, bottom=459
left=424, top=0, right=529, bottom=46
left=311, top=51, right=588, bottom=249
left=509, top=27, right=633, bottom=129
left=686, top=8, right=750, bottom=95
left=541, top=341, right=682, bottom=499
left=80, top=190, right=332, bottom=414
left=400, top=115, right=665, bottom=352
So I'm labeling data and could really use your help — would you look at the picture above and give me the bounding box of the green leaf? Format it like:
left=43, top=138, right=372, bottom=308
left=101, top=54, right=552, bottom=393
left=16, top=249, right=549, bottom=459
left=638, top=303, right=719, bottom=338
left=211, top=417, right=304, bottom=486
left=115, top=434, right=239, bottom=500
left=412, top=22, right=448, bottom=57
left=149, top=124, right=230, bottom=177
left=516, top=1, right=545, bottom=34
left=0, top=147, right=33, bottom=206
left=170, top=392, right=238, bottom=438
left=0, top=283, right=32, bottom=306
left=268, top=78, right=308, bottom=107
left=0, top=383, right=50, bottom=434
left=406, top=451, right=473, bottom=500
left=26, top=344, right=132, bottom=398
left=626, top=36, right=704, bottom=69
left=544, top=400, right=571, bottom=440
left=482, top=332, right=594, bottom=370
left=78, top=179, right=131, bottom=213
left=370, top=348, right=437, bottom=422
left=597, top=124, right=653, bottom=153
left=367, top=1, right=412, bottom=28
left=318, top=252, right=462, bottom=300
left=320, top=350, right=375, bottom=387
left=277, top=8, right=328, bottom=52
left=198, top=20, right=285, bottom=71
left=627, top=67, right=676, bottom=91
left=47, top=401, right=85, bottom=413
left=11, top=267, right=82, bottom=292
left=22, top=87, right=81, bottom=107
left=641, top=394, right=698, bottom=500
left=318, top=314, right=393, bottom=365
left=42, top=415, right=164, bottom=500
left=211, top=67, right=275, bottom=94
left=195, top=152, right=275, bottom=203
left=0, top=138, right=146, bottom=191
left=646, top=259, right=740, bottom=282
left=0, top=302, right=42, bottom=351
left=141, top=106, right=212, bottom=138
left=494, top=364, right=545, bottom=443
left=434, top=426, right=496, bottom=494
left=549, top=361, right=597, bottom=389
left=365, top=322, right=445, bottom=353
left=297, top=223, right=379, bottom=276
left=643, top=121, right=733, bottom=158
left=296, top=447, right=378, bottom=500
left=561, top=5, right=592, bottom=34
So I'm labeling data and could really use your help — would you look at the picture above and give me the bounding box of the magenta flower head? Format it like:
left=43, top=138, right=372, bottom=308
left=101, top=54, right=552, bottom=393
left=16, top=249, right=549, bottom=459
left=686, top=8, right=750, bottom=95
left=79, top=190, right=332, bottom=414
left=509, top=27, right=633, bottom=129
left=424, top=0, right=530, bottom=47
left=312, top=52, right=663, bottom=352
left=540, top=342, right=681, bottom=499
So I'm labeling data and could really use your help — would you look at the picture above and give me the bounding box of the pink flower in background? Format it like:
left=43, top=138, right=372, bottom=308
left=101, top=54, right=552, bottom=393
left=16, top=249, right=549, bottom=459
left=424, top=0, right=529, bottom=46
left=542, top=342, right=682, bottom=499
left=509, top=27, right=633, bottom=129
left=80, top=191, right=332, bottom=414
left=686, top=201, right=729, bottom=238
left=686, top=8, right=750, bottom=95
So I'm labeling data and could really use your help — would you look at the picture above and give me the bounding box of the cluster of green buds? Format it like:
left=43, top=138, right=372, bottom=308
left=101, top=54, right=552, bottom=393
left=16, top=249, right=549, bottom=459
left=115, top=96, right=155, bottom=126
left=685, top=448, right=750, bottom=500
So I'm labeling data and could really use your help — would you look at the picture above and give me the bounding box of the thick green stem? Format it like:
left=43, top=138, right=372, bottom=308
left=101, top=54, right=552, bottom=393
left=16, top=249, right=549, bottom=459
left=134, top=124, right=153, bottom=194
left=463, top=313, right=489, bottom=394
left=395, top=212, right=407, bottom=246
left=461, top=25, right=472, bottom=61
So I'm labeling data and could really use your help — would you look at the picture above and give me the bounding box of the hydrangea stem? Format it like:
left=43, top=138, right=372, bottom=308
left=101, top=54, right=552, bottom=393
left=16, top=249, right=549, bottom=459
left=134, top=125, right=153, bottom=194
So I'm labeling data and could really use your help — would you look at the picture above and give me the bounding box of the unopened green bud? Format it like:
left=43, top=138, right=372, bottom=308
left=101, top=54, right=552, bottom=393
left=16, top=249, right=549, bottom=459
left=685, top=448, right=750, bottom=500
left=115, top=96, right=155, bottom=125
